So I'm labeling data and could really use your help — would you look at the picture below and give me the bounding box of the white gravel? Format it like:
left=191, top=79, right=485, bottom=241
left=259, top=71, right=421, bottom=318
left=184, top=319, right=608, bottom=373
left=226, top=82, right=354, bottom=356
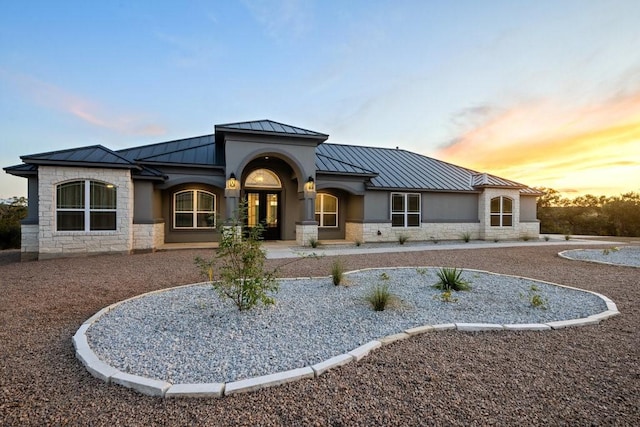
left=560, top=245, right=640, bottom=267
left=86, top=267, right=607, bottom=384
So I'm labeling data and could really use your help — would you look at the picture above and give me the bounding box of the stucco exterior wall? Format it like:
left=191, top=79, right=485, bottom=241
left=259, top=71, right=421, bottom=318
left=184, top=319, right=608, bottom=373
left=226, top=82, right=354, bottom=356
left=423, top=192, right=478, bottom=222
left=37, top=166, right=133, bottom=259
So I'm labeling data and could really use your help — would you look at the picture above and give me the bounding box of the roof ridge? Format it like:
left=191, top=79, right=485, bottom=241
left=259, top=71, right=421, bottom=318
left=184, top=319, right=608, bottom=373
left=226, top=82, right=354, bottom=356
left=22, top=144, right=136, bottom=166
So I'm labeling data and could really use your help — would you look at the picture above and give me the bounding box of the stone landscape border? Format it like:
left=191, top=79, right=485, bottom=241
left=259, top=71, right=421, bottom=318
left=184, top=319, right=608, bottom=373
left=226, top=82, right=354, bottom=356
left=73, top=268, right=620, bottom=398
left=558, top=248, right=640, bottom=268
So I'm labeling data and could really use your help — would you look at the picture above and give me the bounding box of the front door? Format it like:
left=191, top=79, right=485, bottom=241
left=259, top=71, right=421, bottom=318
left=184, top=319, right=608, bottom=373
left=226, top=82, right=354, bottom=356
left=246, top=191, right=280, bottom=240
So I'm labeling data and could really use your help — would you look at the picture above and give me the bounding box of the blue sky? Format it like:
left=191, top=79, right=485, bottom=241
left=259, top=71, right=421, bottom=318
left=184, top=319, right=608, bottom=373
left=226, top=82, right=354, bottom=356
left=2, top=0, right=639, bottom=199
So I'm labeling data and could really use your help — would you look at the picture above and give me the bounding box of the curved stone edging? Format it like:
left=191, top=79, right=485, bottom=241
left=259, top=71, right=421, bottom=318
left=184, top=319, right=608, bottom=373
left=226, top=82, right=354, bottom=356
left=558, top=248, right=640, bottom=268
left=73, top=268, right=620, bottom=398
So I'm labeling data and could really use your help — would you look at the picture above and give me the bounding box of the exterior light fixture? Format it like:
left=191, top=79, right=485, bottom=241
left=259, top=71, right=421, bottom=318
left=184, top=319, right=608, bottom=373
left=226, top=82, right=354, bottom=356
left=227, top=173, right=237, bottom=189
left=306, top=176, right=315, bottom=192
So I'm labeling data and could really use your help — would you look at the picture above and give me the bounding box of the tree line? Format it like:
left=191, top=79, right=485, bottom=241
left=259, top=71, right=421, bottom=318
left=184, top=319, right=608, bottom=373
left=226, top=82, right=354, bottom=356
left=0, top=197, right=27, bottom=249
left=536, top=188, right=640, bottom=237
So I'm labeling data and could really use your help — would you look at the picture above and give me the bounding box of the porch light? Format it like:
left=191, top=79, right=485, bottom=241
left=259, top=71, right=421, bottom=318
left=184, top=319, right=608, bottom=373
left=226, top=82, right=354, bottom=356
left=306, top=176, right=315, bottom=192
left=227, top=173, right=237, bottom=189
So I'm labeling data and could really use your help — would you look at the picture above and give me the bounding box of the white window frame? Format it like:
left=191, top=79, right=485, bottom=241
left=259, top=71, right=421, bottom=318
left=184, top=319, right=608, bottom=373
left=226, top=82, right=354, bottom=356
left=173, top=190, right=216, bottom=229
left=315, top=193, right=338, bottom=228
left=56, top=180, right=117, bottom=232
left=391, top=193, right=421, bottom=227
left=490, top=196, right=513, bottom=227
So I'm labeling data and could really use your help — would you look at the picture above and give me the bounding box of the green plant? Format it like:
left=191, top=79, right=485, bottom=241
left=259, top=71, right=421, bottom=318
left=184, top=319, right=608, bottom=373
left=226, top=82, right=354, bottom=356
left=521, top=235, right=531, bottom=241
left=354, top=239, right=362, bottom=247
left=565, top=234, right=571, bottom=241
left=195, top=202, right=278, bottom=311
left=366, top=283, right=393, bottom=311
left=544, top=235, right=550, bottom=241
left=602, top=247, right=619, bottom=255
left=331, top=258, right=345, bottom=286
left=494, top=238, right=499, bottom=243
left=309, top=237, right=319, bottom=248
left=522, top=285, right=548, bottom=309
left=398, top=234, right=409, bottom=245
left=434, top=290, right=458, bottom=303
left=380, top=272, right=390, bottom=281
left=461, top=231, right=471, bottom=243
left=433, top=267, right=471, bottom=291
left=416, top=267, right=428, bottom=276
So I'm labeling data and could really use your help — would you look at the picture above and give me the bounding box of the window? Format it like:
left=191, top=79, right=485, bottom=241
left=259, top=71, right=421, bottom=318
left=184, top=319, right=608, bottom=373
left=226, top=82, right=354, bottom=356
left=56, top=180, right=117, bottom=231
left=244, top=169, right=282, bottom=189
left=315, top=193, right=338, bottom=227
left=174, top=190, right=216, bottom=229
left=391, top=193, right=420, bottom=227
left=490, top=196, right=513, bottom=226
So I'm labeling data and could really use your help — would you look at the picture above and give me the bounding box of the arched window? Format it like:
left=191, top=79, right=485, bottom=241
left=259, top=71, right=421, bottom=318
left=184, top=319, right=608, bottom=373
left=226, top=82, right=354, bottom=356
left=56, top=180, right=117, bottom=231
left=244, top=169, right=281, bottom=189
left=315, top=193, right=338, bottom=227
left=174, top=190, right=216, bottom=229
left=490, top=196, right=513, bottom=226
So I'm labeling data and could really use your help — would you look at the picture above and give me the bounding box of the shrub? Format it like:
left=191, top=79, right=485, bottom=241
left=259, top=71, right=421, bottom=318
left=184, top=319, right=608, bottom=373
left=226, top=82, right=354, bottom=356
left=366, top=283, right=393, bottom=311
left=398, top=234, right=409, bottom=245
left=461, top=232, right=471, bottom=243
left=354, top=239, right=362, bottom=247
left=0, top=197, right=27, bottom=249
left=544, top=235, right=550, bottom=241
left=195, top=202, right=278, bottom=311
left=565, top=234, right=571, bottom=241
left=331, top=258, right=345, bottom=286
left=521, top=235, right=531, bottom=242
left=309, top=237, right=319, bottom=248
left=433, top=267, right=471, bottom=291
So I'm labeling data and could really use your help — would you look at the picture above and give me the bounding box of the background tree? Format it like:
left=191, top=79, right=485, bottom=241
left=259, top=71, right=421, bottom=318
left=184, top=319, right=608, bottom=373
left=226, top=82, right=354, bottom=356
left=0, top=197, right=27, bottom=249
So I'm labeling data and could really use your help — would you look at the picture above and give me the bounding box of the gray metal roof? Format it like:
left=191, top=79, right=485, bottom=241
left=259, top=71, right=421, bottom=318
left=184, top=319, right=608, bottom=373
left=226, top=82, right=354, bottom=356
left=215, top=120, right=328, bottom=139
left=316, top=144, right=539, bottom=194
left=21, top=145, right=139, bottom=169
left=6, top=119, right=539, bottom=194
left=117, top=135, right=216, bottom=165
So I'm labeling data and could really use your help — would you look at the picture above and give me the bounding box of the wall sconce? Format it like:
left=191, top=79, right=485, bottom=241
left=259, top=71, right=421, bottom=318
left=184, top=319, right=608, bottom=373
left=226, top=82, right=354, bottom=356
left=227, top=172, right=237, bottom=189
left=305, top=176, right=315, bottom=192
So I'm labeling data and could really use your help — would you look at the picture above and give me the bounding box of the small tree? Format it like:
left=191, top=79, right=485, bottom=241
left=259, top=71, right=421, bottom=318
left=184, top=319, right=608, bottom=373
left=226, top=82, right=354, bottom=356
left=196, top=202, right=278, bottom=311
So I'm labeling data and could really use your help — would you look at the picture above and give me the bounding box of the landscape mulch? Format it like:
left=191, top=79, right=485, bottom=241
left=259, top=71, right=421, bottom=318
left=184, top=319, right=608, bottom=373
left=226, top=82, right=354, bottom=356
left=1, top=244, right=638, bottom=426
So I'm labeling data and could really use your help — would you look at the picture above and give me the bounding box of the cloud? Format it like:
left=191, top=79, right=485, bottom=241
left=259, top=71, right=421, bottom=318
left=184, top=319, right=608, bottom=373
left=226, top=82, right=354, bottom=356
left=1, top=70, right=166, bottom=136
left=242, top=0, right=312, bottom=40
left=436, top=93, right=640, bottom=196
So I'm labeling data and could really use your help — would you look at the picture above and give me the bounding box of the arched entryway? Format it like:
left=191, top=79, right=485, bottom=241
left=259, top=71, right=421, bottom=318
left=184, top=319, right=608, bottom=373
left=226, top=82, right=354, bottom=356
left=243, top=168, right=282, bottom=240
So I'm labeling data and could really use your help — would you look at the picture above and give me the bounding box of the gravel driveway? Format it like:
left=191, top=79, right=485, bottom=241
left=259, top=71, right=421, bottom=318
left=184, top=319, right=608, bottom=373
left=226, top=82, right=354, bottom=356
left=1, top=244, right=638, bottom=426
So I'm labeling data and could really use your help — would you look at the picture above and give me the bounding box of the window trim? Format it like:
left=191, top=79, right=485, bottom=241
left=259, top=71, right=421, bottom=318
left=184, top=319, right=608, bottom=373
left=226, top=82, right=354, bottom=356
left=173, top=189, right=216, bottom=229
left=490, top=196, right=513, bottom=227
left=56, top=180, right=117, bottom=232
left=315, top=193, right=338, bottom=228
left=391, top=192, right=421, bottom=227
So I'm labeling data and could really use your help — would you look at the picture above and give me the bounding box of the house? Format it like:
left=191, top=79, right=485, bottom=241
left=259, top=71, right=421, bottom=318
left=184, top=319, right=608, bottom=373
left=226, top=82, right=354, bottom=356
left=4, top=119, right=541, bottom=260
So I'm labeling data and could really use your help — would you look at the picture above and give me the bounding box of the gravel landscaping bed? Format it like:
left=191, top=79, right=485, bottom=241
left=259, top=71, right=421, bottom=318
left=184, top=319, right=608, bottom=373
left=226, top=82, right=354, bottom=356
left=1, top=244, right=638, bottom=426
left=87, top=268, right=607, bottom=384
left=560, top=245, right=640, bottom=267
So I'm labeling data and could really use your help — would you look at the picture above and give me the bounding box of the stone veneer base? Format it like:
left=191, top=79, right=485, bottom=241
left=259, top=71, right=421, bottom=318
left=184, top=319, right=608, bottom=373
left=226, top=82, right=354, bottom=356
left=73, top=270, right=619, bottom=398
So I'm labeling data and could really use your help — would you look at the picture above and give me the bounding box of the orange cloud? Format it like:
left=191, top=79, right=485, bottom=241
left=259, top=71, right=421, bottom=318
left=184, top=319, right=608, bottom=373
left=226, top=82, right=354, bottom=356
left=436, top=94, right=640, bottom=196
left=2, top=70, right=167, bottom=136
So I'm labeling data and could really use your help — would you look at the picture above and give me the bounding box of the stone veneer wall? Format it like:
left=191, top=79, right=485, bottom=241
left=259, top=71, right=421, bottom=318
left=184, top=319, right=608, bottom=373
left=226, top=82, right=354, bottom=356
left=347, top=221, right=481, bottom=243
left=20, top=223, right=39, bottom=261
left=37, top=166, right=134, bottom=259
left=132, top=222, right=165, bottom=252
left=296, top=223, right=318, bottom=246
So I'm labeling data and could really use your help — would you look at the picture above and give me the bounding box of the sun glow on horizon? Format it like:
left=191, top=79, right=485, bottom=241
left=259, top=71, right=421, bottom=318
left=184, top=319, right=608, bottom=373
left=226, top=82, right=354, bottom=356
left=435, top=94, right=640, bottom=197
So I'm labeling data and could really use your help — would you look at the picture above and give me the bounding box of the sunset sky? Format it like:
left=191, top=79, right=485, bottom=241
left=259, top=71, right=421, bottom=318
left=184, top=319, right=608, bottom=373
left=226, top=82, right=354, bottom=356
left=1, top=0, right=639, bottom=199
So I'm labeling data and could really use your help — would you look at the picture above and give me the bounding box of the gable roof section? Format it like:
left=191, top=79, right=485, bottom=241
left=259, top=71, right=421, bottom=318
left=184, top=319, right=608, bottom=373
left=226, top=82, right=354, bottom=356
left=117, top=134, right=217, bottom=165
left=316, top=153, right=377, bottom=176
left=215, top=119, right=328, bottom=140
left=20, top=145, right=140, bottom=169
left=317, top=143, right=539, bottom=194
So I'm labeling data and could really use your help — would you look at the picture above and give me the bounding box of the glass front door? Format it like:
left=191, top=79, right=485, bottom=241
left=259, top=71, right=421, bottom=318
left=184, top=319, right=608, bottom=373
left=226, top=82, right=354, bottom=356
left=246, top=191, right=280, bottom=240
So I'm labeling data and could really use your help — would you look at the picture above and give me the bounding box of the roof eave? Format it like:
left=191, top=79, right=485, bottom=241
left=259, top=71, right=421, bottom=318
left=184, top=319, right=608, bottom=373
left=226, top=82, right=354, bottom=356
left=20, top=159, right=141, bottom=170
